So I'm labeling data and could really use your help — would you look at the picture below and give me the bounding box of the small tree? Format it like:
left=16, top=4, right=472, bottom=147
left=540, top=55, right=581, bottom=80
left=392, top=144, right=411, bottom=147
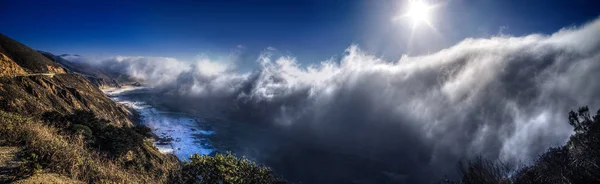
left=568, top=106, right=594, bottom=134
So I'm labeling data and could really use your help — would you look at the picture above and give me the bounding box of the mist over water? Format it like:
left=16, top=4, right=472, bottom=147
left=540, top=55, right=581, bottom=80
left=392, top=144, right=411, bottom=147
left=81, top=18, right=600, bottom=183
left=104, top=87, right=215, bottom=159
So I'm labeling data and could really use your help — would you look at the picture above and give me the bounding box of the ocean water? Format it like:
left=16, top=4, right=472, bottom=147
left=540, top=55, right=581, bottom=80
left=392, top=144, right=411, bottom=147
left=102, top=87, right=407, bottom=183
left=104, top=87, right=215, bottom=159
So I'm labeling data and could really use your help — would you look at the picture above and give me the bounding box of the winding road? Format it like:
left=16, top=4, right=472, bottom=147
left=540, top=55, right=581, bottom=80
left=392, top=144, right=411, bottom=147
left=18, top=73, right=56, bottom=77
left=1, top=73, right=57, bottom=78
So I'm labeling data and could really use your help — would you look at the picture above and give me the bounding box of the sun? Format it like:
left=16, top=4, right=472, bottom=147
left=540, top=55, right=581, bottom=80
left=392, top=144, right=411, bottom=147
left=406, top=1, right=431, bottom=24
left=406, top=1, right=432, bottom=25
left=391, top=0, right=442, bottom=50
left=392, top=0, right=437, bottom=29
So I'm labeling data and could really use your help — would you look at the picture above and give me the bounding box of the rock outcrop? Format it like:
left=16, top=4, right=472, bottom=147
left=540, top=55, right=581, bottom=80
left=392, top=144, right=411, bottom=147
left=0, top=53, right=27, bottom=77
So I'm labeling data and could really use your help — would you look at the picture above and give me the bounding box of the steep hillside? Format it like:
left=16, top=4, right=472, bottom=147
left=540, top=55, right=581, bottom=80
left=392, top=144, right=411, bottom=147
left=0, top=110, right=178, bottom=183
left=0, top=53, right=26, bottom=77
left=0, top=74, right=132, bottom=126
left=0, top=34, right=65, bottom=74
left=39, top=51, right=139, bottom=89
left=0, top=33, right=131, bottom=126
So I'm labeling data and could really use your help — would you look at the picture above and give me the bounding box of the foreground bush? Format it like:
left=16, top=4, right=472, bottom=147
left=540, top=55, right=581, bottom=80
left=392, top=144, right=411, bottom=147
left=455, top=106, right=600, bottom=184
left=175, top=153, right=286, bottom=184
left=42, top=110, right=153, bottom=157
left=1, top=110, right=177, bottom=183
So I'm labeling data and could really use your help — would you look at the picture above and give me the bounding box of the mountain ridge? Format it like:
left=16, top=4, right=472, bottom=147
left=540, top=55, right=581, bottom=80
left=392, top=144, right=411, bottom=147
left=0, top=33, right=132, bottom=126
left=38, top=51, right=139, bottom=89
left=0, top=34, right=66, bottom=75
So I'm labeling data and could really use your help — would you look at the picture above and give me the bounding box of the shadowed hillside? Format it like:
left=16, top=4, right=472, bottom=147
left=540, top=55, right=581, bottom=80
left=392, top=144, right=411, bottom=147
left=0, top=34, right=65, bottom=74
left=0, top=33, right=132, bottom=126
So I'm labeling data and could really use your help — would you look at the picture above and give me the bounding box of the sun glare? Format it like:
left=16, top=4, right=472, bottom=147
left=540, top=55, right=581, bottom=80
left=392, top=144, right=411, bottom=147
left=406, top=1, right=432, bottom=26
left=392, top=0, right=438, bottom=30
left=391, top=0, right=442, bottom=51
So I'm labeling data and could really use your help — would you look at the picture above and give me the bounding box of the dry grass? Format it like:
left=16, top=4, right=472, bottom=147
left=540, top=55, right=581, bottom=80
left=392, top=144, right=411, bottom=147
left=14, top=173, right=84, bottom=184
left=0, top=146, right=22, bottom=182
left=0, top=110, right=179, bottom=183
left=0, top=146, right=20, bottom=166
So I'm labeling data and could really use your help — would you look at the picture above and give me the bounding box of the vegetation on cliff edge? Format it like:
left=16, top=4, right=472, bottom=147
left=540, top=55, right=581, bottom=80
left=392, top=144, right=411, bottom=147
left=0, top=110, right=285, bottom=183
left=451, top=106, right=600, bottom=184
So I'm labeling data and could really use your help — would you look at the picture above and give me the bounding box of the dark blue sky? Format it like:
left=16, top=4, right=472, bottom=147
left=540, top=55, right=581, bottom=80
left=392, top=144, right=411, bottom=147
left=1, top=0, right=598, bottom=66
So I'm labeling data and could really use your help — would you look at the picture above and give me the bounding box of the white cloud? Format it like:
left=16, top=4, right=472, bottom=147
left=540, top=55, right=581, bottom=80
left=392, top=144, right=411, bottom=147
left=69, top=18, right=600, bottom=183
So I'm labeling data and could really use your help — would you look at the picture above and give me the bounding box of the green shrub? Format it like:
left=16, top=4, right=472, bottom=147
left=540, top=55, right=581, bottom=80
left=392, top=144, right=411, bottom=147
left=40, top=110, right=148, bottom=157
left=20, top=153, right=43, bottom=174
left=40, top=111, right=69, bottom=128
left=69, top=124, right=93, bottom=138
left=89, top=125, right=144, bottom=157
left=177, top=152, right=285, bottom=184
left=133, top=125, right=153, bottom=138
left=67, top=110, right=110, bottom=130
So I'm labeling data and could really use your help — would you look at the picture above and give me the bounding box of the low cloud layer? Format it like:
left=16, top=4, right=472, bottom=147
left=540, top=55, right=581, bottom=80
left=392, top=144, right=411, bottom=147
left=68, top=18, right=600, bottom=183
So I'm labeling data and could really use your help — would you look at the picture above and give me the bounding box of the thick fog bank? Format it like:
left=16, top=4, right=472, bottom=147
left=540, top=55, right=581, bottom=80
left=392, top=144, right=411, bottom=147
left=67, top=18, right=600, bottom=183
